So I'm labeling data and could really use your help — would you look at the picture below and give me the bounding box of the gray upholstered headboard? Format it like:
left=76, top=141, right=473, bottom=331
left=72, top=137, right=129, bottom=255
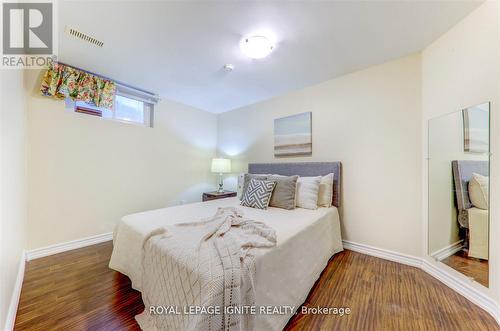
left=452, top=160, right=489, bottom=228
left=248, top=162, right=342, bottom=207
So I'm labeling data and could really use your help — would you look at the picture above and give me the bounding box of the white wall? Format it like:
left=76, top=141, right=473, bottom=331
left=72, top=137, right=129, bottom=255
left=422, top=0, right=500, bottom=301
left=25, top=70, right=217, bottom=250
left=0, top=70, right=27, bottom=329
left=217, top=54, right=423, bottom=257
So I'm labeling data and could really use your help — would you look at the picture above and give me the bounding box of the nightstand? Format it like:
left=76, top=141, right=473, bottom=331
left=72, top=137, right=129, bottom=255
left=202, top=191, right=237, bottom=202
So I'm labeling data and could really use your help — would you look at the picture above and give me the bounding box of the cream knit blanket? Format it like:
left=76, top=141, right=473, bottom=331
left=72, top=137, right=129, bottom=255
left=135, top=207, right=277, bottom=331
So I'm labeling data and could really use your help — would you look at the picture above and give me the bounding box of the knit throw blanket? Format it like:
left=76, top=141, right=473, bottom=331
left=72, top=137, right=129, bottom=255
left=135, top=207, right=277, bottom=331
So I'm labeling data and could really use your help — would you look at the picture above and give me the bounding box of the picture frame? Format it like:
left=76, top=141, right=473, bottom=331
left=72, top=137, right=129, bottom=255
left=274, top=112, right=312, bottom=157
left=462, top=104, right=489, bottom=154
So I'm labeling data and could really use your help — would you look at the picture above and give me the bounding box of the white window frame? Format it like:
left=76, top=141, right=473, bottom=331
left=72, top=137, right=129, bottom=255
left=112, top=93, right=154, bottom=127
left=71, top=84, right=158, bottom=128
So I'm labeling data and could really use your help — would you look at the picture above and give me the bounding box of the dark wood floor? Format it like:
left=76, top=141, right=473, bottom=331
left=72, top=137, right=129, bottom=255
left=15, top=242, right=499, bottom=331
left=441, top=249, right=489, bottom=287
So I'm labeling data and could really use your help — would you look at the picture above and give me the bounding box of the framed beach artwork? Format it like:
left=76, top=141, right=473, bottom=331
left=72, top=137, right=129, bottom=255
left=274, top=112, right=312, bottom=157
left=462, top=103, right=489, bottom=154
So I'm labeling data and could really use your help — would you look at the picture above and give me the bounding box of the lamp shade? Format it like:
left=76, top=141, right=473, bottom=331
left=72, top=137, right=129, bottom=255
left=211, top=158, right=231, bottom=173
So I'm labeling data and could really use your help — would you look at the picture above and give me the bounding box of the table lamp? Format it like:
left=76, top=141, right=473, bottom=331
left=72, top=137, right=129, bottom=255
left=211, top=158, right=231, bottom=193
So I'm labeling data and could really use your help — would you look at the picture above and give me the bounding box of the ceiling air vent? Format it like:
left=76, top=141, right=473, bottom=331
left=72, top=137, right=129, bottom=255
left=65, top=26, right=104, bottom=47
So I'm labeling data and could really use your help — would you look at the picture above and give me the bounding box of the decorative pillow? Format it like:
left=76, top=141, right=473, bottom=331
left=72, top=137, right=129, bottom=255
left=469, top=173, right=489, bottom=210
left=317, top=173, right=334, bottom=207
left=241, top=174, right=268, bottom=200
left=295, top=176, right=321, bottom=210
left=241, top=179, right=276, bottom=209
left=268, top=175, right=299, bottom=210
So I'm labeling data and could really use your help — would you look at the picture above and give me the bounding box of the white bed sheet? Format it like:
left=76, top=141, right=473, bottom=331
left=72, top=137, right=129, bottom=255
left=467, top=207, right=489, bottom=260
left=109, top=197, right=343, bottom=331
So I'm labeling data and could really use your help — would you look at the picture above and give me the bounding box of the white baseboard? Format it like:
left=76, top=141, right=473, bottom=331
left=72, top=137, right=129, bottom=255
left=430, top=240, right=464, bottom=261
left=4, top=251, right=26, bottom=331
left=26, top=232, right=113, bottom=261
left=342, top=240, right=422, bottom=268
left=421, top=259, right=500, bottom=326
left=342, top=240, right=500, bottom=326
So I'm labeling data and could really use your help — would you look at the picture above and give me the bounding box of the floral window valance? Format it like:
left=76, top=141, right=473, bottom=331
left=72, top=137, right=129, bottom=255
left=40, top=63, right=116, bottom=110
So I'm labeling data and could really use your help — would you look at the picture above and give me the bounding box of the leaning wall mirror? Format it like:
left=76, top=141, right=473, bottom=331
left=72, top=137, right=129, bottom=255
left=428, top=102, right=490, bottom=287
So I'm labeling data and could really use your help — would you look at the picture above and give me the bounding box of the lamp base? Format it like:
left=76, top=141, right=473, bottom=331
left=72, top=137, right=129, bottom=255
left=217, top=174, right=224, bottom=193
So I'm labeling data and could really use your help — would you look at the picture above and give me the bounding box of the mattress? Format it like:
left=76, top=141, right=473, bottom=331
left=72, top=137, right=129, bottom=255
left=109, top=197, right=343, bottom=330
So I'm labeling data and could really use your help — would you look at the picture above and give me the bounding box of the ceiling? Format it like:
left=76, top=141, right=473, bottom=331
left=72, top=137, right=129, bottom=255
left=58, top=1, right=482, bottom=113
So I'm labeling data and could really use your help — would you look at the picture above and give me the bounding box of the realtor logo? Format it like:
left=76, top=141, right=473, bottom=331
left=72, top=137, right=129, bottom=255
left=3, top=2, right=53, bottom=54
left=1, top=1, right=56, bottom=68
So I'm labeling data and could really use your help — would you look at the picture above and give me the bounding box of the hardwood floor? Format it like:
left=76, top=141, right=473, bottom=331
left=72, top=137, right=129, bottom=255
left=15, top=242, right=143, bottom=331
left=15, top=242, right=499, bottom=331
left=441, top=249, right=489, bottom=287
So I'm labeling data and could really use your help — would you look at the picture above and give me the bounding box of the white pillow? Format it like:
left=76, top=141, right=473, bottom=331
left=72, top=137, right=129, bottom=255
left=237, top=173, right=245, bottom=198
left=468, top=173, right=489, bottom=210
left=318, top=173, right=334, bottom=207
left=295, top=176, right=321, bottom=209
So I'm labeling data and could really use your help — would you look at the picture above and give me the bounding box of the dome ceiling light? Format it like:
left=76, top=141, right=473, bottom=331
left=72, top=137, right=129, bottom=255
left=240, top=35, right=275, bottom=59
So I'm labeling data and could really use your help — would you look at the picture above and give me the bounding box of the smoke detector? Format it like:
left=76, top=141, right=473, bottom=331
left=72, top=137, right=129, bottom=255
left=223, top=64, right=234, bottom=72
left=65, top=26, right=104, bottom=47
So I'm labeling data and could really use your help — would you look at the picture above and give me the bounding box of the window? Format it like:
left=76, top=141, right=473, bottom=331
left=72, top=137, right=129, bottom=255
left=114, top=95, right=152, bottom=125
left=72, top=88, right=155, bottom=127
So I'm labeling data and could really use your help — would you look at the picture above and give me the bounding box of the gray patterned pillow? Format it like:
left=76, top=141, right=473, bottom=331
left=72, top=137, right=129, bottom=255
left=241, top=174, right=268, bottom=200
left=241, top=179, right=276, bottom=209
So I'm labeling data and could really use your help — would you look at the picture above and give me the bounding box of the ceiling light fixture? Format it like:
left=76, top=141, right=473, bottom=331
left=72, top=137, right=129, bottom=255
left=240, top=35, right=275, bottom=59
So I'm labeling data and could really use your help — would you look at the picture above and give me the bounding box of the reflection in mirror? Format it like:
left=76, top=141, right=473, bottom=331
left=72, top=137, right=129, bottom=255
left=428, top=103, right=489, bottom=287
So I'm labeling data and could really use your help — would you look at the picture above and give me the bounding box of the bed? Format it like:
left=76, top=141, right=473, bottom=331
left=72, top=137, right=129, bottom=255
left=452, top=160, right=489, bottom=260
left=109, top=162, right=343, bottom=330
